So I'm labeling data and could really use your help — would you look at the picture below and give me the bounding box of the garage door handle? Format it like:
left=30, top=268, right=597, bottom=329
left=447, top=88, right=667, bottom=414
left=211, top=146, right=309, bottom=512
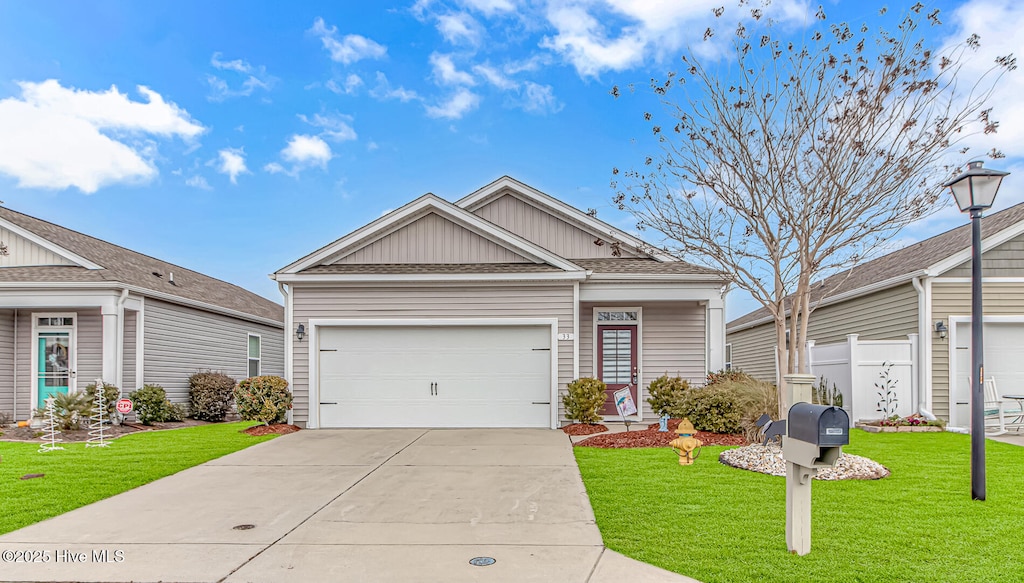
left=956, top=401, right=969, bottom=405
left=532, top=401, right=550, bottom=405
left=320, top=349, right=337, bottom=352
left=320, top=402, right=338, bottom=405
left=532, top=348, right=550, bottom=351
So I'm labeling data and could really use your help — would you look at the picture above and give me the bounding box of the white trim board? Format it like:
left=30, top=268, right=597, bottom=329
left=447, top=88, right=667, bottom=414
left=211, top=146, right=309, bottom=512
left=30, top=312, right=79, bottom=409
left=305, top=317, right=561, bottom=430
left=927, top=219, right=1024, bottom=276
left=274, top=271, right=587, bottom=284
left=0, top=217, right=104, bottom=270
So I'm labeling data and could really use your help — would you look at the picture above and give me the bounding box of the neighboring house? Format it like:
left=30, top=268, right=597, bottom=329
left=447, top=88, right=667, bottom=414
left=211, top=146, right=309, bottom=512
left=272, top=176, right=730, bottom=429
left=727, top=202, right=1024, bottom=427
left=0, top=206, right=284, bottom=422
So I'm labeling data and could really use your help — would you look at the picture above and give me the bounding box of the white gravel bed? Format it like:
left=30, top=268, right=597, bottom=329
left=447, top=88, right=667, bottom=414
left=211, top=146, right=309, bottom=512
left=719, top=443, right=890, bottom=480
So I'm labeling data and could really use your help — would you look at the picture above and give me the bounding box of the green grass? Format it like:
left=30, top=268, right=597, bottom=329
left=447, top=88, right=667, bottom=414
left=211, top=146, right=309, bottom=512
left=575, top=430, right=1024, bottom=583
left=0, top=422, right=276, bottom=535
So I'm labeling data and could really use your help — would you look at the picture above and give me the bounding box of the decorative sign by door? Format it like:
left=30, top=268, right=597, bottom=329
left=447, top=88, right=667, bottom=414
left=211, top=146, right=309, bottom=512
left=613, top=387, right=638, bottom=417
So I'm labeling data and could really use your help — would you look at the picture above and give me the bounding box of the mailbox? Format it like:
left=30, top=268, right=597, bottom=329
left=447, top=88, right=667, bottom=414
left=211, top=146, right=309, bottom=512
left=787, top=403, right=849, bottom=447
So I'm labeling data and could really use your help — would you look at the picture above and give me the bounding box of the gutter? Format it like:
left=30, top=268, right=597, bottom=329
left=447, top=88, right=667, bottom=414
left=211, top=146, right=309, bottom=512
left=912, top=277, right=936, bottom=420
left=278, top=282, right=294, bottom=426
left=115, top=288, right=129, bottom=389
left=12, top=309, right=17, bottom=422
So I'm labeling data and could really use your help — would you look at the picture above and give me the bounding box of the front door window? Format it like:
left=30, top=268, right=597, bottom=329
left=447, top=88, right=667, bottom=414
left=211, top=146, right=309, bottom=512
left=597, top=325, right=637, bottom=416
left=38, top=332, right=71, bottom=408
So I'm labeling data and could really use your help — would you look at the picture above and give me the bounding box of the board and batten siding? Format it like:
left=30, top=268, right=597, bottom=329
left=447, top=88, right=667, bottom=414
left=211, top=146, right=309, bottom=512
left=727, top=283, right=919, bottom=382
left=143, top=299, right=284, bottom=404
left=578, top=302, right=706, bottom=420
left=332, top=213, right=530, bottom=265
left=0, top=310, right=14, bottom=418
left=930, top=281, right=1024, bottom=419
left=0, top=227, right=76, bottom=268
left=944, top=233, right=1024, bottom=278
left=471, top=193, right=640, bottom=259
left=290, top=283, right=575, bottom=426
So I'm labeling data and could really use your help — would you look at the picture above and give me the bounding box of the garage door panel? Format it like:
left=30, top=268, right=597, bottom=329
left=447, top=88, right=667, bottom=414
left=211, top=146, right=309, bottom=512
left=952, top=321, right=1024, bottom=427
left=318, top=325, right=552, bottom=428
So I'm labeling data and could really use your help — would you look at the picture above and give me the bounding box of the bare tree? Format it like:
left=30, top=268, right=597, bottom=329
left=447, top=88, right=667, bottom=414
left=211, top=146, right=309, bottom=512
left=612, top=3, right=1014, bottom=397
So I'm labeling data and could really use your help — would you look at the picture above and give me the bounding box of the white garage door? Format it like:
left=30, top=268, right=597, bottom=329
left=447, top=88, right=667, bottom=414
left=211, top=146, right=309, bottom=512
left=317, top=325, right=552, bottom=428
left=952, top=320, right=1024, bottom=428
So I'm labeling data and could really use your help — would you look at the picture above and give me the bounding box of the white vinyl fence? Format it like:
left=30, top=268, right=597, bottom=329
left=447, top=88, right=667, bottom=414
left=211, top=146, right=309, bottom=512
left=807, top=334, right=918, bottom=423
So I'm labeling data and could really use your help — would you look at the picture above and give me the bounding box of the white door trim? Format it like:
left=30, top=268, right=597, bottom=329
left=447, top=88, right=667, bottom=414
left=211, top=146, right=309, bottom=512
left=30, top=312, right=78, bottom=410
left=307, top=317, right=560, bottom=429
left=591, top=306, right=643, bottom=422
left=947, top=314, right=1024, bottom=429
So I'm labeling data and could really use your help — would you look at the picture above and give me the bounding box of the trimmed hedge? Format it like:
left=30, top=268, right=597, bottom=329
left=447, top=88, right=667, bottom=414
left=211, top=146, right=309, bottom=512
left=131, top=384, right=185, bottom=425
left=234, top=376, right=292, bottom=425
left=646, top=375, right=690, bottom=417
left=188, top=371, right=237, bottom=422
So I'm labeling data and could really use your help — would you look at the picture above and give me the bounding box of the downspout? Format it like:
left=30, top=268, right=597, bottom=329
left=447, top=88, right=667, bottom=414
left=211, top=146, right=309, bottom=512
left=115, top=288, right=129, bottom=389
left=278, top=282, right=293, bottom=425
left=912, top=276, right=936, bottom=420
left=13, top=309, right=17, bottom=421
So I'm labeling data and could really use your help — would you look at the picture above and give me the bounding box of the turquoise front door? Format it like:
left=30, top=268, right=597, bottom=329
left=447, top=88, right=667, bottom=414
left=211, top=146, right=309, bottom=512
left=37, top=332, right=71, bottom=408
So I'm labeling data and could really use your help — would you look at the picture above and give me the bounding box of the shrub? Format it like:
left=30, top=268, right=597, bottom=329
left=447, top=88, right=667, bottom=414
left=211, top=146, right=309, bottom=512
left=84, top=381, right=120, bottom=419
left=130, top=384, right=185, bottom=425
left=234, top=375, right=292, bottom=425
left=562, top=377, right=606, bottom=424
left=669, top=376, right=778, bottom=436
left=706, top=368, right=753, bottom=387
left=646, top=375, right=690, bottom=417
left=188, top=371, right=237, bottom=422
left=49, top=392, right=91, bottom=430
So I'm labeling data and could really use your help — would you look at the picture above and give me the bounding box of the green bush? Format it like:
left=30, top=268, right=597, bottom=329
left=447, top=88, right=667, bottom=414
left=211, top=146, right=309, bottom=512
left=84, top=381, right=120, bottom=419
left=130, top=384, right=185, bottom=425
left=188, top=371, right=237, bottom=422
left=562, top=377, right=606, bottom=424
left=234, top=376, right=292, bottom=425
left=646, top=375, right=690, bottom=417
left=706, top=368, right=754, bottom=387
left=671, top=387, right=743, bottom=434
left=48, top=392, right=91, bottom=430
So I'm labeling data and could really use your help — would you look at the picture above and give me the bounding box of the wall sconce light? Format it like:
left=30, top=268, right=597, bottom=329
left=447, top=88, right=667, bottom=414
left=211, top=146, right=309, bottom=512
left=935, top=321, right=947, bottom=340
left=296, top=324, right=305, bottom=341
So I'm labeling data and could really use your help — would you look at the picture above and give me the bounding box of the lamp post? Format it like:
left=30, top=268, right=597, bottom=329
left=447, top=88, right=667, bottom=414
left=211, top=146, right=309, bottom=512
left=943, top=160, right=1009, bottom=501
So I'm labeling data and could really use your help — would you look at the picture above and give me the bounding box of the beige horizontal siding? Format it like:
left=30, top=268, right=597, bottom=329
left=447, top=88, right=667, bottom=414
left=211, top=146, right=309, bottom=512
left=0, top=310, right=13, bottom=418
left=727, top=321, right=778, bottom=382
left=122, top=310, right=137, bottom=391
left=333, top=213, right=530, bottom=264
left=944, top=233, right=1024, bottom=277
left=579, top=301, right=706, bottom=420
left=143, top=299, right=284, bottom=404
left=930, top=281, right=1024, bottom=420
left=472, top=193, right=639, bottom=259
left=0, top=227, right=76, bottom=267
left=291, top=283, right=575, bottom=426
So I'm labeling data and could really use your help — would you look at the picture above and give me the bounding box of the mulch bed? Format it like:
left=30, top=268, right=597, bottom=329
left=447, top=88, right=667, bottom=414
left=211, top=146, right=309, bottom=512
left=1, top=418, right=214, bottom=442
left=574, top=419, right=747, bottom=448
left=243, top=423, right=302, bottom=436
left=561, top=423, right=608, bottom=436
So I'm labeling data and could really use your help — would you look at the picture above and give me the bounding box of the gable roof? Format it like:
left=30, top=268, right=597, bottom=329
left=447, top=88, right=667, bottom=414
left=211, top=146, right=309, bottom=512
left=274, top=193, right=585, bottom=276
left=456, top=176, right=678, bottom=262
left=0, top=206, right=283, bottom=324
left=727, top=202, right=1024, bottom=331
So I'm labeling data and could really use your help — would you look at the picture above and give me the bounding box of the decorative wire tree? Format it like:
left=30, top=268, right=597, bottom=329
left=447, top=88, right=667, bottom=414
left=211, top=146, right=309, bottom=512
left=38, top=396, right=65, bottom=453
left=87, top=378, right=111, bottom=448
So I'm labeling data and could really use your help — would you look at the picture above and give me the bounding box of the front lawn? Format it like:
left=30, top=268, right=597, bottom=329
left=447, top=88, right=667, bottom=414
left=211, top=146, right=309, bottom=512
left=575, top=430, right=1024, bottom=583
left=0, top=422, right=277, bottom=535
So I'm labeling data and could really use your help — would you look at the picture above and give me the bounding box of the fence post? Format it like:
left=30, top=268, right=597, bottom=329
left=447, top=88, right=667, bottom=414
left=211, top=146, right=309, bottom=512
left=847, top=335, right=859, bottom=422
left=907, top=334, right=919, bottom=413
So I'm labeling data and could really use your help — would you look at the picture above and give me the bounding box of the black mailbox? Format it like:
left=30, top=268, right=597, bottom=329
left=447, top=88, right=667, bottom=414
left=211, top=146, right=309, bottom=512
left=787, top=403, right=849, bottom=447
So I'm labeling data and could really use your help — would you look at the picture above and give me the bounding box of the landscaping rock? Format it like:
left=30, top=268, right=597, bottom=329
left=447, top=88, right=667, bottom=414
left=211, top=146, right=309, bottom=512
left=718, top=444, right=890, bottom=480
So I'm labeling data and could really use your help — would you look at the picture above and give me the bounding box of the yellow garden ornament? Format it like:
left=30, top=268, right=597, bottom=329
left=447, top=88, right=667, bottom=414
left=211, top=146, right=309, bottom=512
left=670, top=418, right=703, bottom=465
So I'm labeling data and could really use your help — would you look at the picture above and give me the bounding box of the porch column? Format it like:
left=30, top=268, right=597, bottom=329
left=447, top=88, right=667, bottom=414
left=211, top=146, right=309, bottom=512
left=706, top=298, right=726, bottom=373
left=101, top=303, right=119, bottom=384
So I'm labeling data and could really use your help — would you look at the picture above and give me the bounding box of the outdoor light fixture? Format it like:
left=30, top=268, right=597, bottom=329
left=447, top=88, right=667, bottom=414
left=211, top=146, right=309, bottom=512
left=935, top=321, right=948, bottom=340
left=296, top=324, right=305, bottom=341
left=944, top=160, right=1009, bottom=502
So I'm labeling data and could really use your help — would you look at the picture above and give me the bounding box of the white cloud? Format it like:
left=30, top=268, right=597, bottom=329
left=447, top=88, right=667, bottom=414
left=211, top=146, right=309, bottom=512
left=310, top=17, right=387, bottom=64
left=207, top=52, right=275, bottom=102
left=299, top=112, right=358, bottom=142
left=430, top=52, right=476, bottom=86
left=327, top=74, right=365, bottom=95
left=0, top=79, right=204, bottom=193
left=437, top=12, right=483, bottom=46
left=284, top=134, right=332, bottom=167
left=459, top=0, right=516, bottom=16
left=216, top=148, right=249, bottom=184
left=519, top=82, right=562, bottom=114
left=425, top=88, right=480, bottom=119
left=370, top=72, right=421, bottom=102
left=367, top=141, right=380, bottom=151
left=473, top=63, right=518, bottom=90
left=263, top=162, right=287, bottom=175
left=185, top=175, right=212, bottom=190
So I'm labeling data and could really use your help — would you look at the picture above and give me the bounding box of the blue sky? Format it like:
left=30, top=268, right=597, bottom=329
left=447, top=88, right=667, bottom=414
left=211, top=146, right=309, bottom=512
left=0, top=0, right=1020, bottom=320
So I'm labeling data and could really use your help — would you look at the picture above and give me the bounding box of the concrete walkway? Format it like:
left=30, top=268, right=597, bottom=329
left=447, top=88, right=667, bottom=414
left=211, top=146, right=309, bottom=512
left=0, top=428, right=696, bottom=583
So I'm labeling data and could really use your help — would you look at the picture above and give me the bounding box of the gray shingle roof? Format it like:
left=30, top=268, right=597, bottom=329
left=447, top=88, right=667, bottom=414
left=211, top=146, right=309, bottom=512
left=727, top=202, right=1024, bottom=330
left=0, top=207, right=283, bottom=323
left=300, top=263, right=564, bottom=274
left=573, top=258, right=728, bottom=277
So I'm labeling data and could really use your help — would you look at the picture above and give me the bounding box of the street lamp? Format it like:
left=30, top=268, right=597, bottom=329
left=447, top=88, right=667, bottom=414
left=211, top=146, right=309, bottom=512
left=943, top=160, right=1009, bottom=501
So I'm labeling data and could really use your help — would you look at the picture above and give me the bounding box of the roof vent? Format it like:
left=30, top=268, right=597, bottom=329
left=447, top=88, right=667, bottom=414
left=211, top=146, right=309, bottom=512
left=169, top=272, right=176, bottom=285
left=151, top=271, right=162, bottom=278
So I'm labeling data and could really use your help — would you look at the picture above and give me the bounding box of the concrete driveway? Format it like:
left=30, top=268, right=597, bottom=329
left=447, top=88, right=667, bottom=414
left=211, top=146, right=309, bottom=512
left=0, top=428, right=695, bottom=583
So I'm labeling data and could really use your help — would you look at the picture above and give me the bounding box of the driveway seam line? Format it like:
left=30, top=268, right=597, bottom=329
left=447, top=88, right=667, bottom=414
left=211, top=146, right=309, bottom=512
left=585, top=546, right=607, bottom=582
left=214, top=429, right=431, bottom=583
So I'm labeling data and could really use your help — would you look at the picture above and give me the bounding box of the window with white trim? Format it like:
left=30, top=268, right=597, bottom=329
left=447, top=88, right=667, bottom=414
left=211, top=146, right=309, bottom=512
left=597, top=310, right=638, bottom=322
left=247, top=334, right=261, bottom=377
left=725, top=343, right=733, bottom=371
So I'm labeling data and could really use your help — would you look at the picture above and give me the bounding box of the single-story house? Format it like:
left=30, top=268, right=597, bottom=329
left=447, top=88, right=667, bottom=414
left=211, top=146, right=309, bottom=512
left=272, top=176, right=730, bottom=429
left=726, top=202, right=1024, bottom=427
left=0, top=205, right=284, bottom=422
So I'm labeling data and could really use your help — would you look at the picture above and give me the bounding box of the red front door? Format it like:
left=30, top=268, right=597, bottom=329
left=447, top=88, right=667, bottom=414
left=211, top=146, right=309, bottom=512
left=597, top=325, right=638, bottom=416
